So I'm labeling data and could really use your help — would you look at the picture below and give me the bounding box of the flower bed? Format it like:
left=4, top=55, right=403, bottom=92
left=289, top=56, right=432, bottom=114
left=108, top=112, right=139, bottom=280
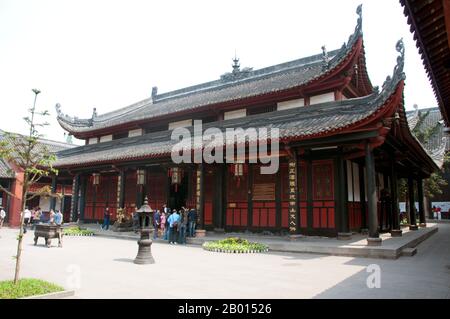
left=63, top=226, right=94, bottom=236
left=202, top=237, right=269, bottom=253
left=0, top=278, right=64, bottom=299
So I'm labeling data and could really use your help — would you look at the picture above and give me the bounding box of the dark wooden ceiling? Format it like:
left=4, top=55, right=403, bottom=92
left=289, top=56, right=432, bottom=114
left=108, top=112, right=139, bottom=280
left=400, top=0, right=450, bottom=127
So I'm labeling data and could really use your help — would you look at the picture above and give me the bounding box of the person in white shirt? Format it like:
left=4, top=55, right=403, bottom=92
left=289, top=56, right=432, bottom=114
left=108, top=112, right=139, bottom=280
left=0, top=206, right=6, bottom=228
left=23, top=207, right=31, bottom=233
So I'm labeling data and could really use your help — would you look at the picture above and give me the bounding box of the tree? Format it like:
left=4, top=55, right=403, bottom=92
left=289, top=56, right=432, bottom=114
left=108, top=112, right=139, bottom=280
left=0, top=89, right=57, bottom=284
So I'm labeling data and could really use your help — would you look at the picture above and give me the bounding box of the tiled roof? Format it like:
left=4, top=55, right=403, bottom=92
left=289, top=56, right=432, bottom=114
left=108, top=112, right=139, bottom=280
left=406, top=107, right=450, bottom=153
left=54, top=42, right=405, bottom=169
left=0, top=159, right=14, bottom=178
left=0, top=130, right=75, bottom=168
left=56, top=6, right=367, bottom=135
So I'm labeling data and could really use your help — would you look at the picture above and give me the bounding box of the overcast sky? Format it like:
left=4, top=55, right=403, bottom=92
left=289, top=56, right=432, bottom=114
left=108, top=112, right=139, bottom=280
left=0, top=0, right=437, bottom=145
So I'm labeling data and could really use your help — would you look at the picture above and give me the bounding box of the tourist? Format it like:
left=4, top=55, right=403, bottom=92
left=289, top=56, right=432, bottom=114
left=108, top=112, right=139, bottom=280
left=53, top=210, right=63, bottom=247
left=178, top=208, right=188, bottom=244
left=49, top=209, right=55, bottom=224
left=162, top=204, right=170, bottom=215
left=163, top=209, right=172, bottom=240
left=101, top=207, right=110, bottom=230
left=153, top=209, right=161, bottom=239
left=40, top=209, right=48, bottom=223
left=437, top=206, right=442, bottom=220
left=167, top=209, right=180, bottom=244
left=188, top=208, right=197, bottom=237
left=54, top=210, right=63, bottom=225
left=432, top=206, right=437, bottom=219
left=0, top=206, right=6, bottom=228
left=34, top=207, right=42, bottom=227
left=160, top=211, right=166, bottom=238
left=30, top=208, right=35, bottom=225
left=23, top=206, right=31, bottom=233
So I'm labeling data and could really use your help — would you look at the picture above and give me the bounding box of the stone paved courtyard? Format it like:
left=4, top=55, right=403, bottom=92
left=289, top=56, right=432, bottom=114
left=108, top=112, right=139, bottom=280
left=0, top=224, right=449, bottom=299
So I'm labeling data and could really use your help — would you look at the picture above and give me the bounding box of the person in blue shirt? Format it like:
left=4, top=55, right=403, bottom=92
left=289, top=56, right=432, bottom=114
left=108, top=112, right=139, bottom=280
left=54, top=210, right=63, bottom=225
left=53, top=210, right=63, bottom=247
left=167, top=209, right=181, bottom=244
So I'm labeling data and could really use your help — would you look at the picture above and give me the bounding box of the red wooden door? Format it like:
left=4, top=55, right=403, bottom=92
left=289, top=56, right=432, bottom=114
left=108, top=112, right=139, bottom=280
left=226, top=167, right=248, bottom=227
left=251, top=165, right=276, bottom=228
left=311, top=160, right=335, bottom=229
left=146, top=171, right=167, bottom=212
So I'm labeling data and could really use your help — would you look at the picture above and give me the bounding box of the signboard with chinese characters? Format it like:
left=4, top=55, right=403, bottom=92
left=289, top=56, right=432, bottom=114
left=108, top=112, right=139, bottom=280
left=288, top=159, right=298, bottom=233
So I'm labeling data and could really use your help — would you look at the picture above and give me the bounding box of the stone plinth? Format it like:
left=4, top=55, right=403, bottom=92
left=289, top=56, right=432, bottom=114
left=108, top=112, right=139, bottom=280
left=337, top=232, right=352, bottom=240
left=367, top=237, right=382, bottom=246
left=390, top=229, right=403, bottom=237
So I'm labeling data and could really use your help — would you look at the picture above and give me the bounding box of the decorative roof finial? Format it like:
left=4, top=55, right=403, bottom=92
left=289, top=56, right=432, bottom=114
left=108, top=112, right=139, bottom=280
left=55, top=103, right=62, bottom=117
left=356, top=4, right=362, bottom=20
left=232, top=52, right=240, bottom=74
left=92, top=107, right=97, bottom=120
left=354, top=4, right=363, bottom=35
left=321, top=45, right=329, bottom=70
left=151, top=86, right=158, bottom=101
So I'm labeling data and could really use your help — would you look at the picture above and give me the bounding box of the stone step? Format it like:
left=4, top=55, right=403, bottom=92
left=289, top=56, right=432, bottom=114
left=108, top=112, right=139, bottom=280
left=401, top=247, right=417, bottom=257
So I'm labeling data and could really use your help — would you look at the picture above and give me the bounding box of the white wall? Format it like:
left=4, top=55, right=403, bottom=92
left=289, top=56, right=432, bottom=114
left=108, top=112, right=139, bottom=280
left=128, top=128, right=143, bottom=137
left=224, top=108, right=246, bottom=120
left=99, top=134, right=113, bottom=143
left=309, top=92, right=335, bottom=105
left=88, top=137, right=98, bottom=144
left=347, top=161, right=361, bottom=202
left=168, top=119, right=192, bottom=130
left=277, top=98, right=304, bottom=111
left=38, top=197, right=62, bottom=212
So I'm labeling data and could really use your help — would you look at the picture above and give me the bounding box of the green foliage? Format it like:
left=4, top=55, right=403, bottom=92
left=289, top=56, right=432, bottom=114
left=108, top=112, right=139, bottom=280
left=0, top=278, right=63, bottom=299
left=424, top=172, right=448, bottom=198
left=203, top=237, right=268, bottom=253
left=63, top=226, right=94, bottom=236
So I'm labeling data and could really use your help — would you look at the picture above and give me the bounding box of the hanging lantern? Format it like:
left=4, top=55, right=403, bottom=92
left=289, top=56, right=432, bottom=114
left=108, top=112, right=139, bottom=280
left=92, top=173, right=100, bottom=185
left=137, top=169, right=146, bottom=185
left=168, top=167, right=183, bottom=192
left=234, top=163, right=244, bottom=177
left=229, top=163, right=247, bottom=187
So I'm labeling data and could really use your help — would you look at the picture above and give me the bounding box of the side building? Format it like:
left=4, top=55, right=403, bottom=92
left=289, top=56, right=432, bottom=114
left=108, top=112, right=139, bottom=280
left=54, top=6, right=438, bottom=244
left=0, top=130, right=75, bottom=226
left=406, top=106, right=450, bottom=216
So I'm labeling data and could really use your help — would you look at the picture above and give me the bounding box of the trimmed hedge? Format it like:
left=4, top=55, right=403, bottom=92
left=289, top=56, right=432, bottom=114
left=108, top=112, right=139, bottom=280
left=203, top=237, right=268, bottom=253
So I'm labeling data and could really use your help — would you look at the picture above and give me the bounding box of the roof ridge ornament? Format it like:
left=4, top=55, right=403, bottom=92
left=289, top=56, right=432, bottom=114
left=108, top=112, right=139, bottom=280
left=151, top=86, right=158, bottom=102
left=374, top=39, right=406, bottom=104
left=347, top=4, right=363, bottom=46
left=321, top=45, right=330, bottom=71
left=232, top=53, right=240, bottom=74
left=90, top=107, right=97, bottom=125
left=220, top=54, right=253, bottom=82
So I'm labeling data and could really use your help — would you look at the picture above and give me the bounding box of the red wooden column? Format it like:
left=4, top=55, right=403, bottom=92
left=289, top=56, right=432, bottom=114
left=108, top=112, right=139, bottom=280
left=337, top=155, right=352, bottom=240
left=195, top=164, right=206, bottom=237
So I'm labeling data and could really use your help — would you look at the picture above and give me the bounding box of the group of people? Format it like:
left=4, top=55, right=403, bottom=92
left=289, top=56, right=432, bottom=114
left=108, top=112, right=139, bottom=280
left=150, top=205, right=197, bottom=245
left=22, top=206, right=63, bottom=233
